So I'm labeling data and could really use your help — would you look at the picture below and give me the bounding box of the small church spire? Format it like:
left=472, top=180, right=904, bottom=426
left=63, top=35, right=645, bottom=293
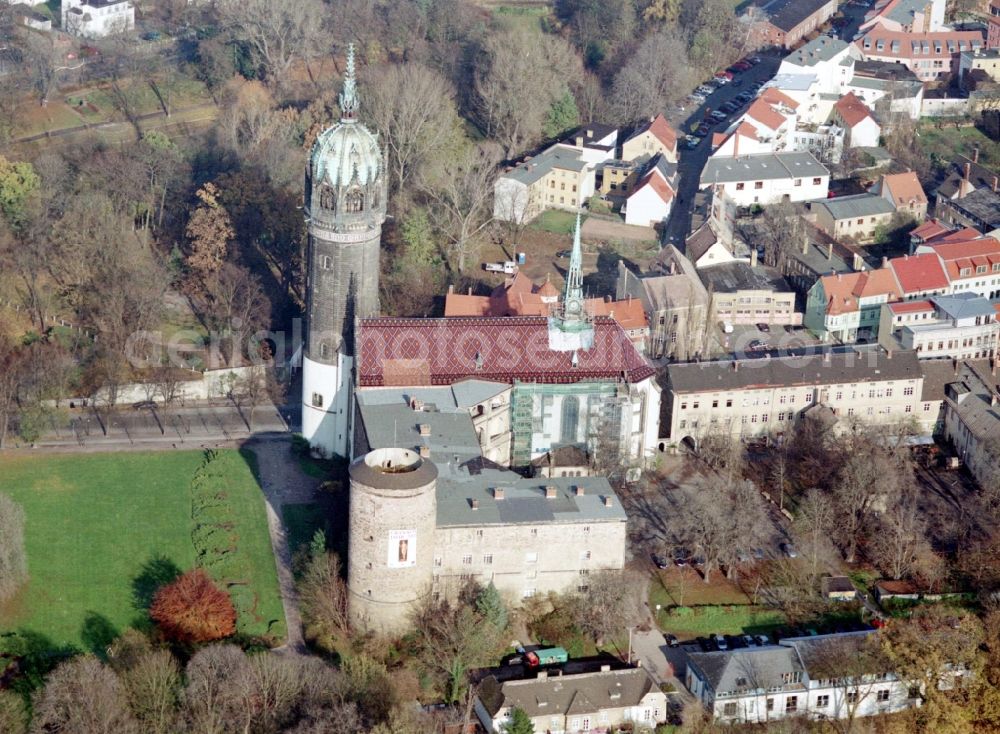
left=563, top=211, right=584, bottom=316
left=340, top=43, right=359, bottom=122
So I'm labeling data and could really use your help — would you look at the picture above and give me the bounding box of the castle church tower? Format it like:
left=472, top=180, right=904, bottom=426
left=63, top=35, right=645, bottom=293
left=548, top=212, right=595, bottom=353
left=302, top=45, right=387, bottom=458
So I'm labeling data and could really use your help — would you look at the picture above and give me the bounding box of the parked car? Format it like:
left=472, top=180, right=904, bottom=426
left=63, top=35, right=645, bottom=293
left=673, top=548, right=691, bottom=566
left=715, top=70, right=734, bottom=80
left=555, top=249, right=572, bottom=259
left=743, top=634, right=757, bottom=647
left=696, top=85, right=714, bottom=95
left=781, top=543, right=799, bottom=558
left=666, top=634, right=680, bottom=648
left=652, top=554, right=670, bottom=569
left=683, top=135, right=700, bottom=149
left=757, top=323, right=770, bottom=333
left=714, top=635, right=728, bottom=651
left=694, top=125, right=711, bottom=137
left=755, top=634, right=771, bottom=646
left=733, top=61, right=751, bottom=71
left=710, top=110, right=727, bottom=121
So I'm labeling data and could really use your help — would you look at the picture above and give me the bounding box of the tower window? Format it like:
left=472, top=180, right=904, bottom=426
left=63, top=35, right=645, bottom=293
left=312, top=392, right=323, bottom=408
left=320, top=255, right=332, bottom=270
left=345, top=190, right=364, bottom=213
left=319, top=184, right=336, bottom=210
left=319, top=344, right=329, bottom=359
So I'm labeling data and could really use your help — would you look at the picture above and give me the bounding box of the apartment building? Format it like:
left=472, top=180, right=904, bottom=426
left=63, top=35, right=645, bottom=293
left=832, top=92, right=882, bottom=148
left=623, top=154, right=677, bottom=227
left=699, top=259, right=801, bottom=327
left=700, top=152, right=829, bottom=207
left=944, top=360, right=1000, bottom=493
left=663, top=348, right=923, bottom=446
left=686, top=632, right=919, bottom=725
left=62, top=0, right=134, bottom=37
left=860, top=0, right=946, bottom=34
left=812, top=194, right=896, bottom=243
left=881, top=294, right=1000, bottom=359
left=935, top=187, right=1000, bottom=234
left=621, top=113, right=679, bottom=164
left=874, top=170, right=928, bottom=221
left=856, top=29, right=984, bottom=81
left=805, top=268, right=901, bottom=342
left=745, top=0, right=838, bottom=49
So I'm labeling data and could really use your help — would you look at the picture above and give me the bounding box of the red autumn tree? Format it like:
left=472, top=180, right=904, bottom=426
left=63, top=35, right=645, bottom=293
left=149, top=568, right=237, bottom=643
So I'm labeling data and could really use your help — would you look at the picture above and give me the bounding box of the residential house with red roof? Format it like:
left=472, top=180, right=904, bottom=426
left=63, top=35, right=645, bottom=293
left=873, top=170, right=927, bottom=221
left=860, top=0, right=945, bottom=35
left=806, top=237, right=1000, bottom=342
left=621, top=113, right=679, bottom=163
left=832, top=92, right=881, bottom=148
left=623, top=154, right=677, bottom=228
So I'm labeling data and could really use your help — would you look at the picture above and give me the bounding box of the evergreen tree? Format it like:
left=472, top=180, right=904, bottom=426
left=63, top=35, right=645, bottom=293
left=475, top=582, right=508, bottom=631
left=501, top=707, right=535, bottom=734
left=544, top=89, right=580, bottom=139
left=309, top=528, right=327, bottom=561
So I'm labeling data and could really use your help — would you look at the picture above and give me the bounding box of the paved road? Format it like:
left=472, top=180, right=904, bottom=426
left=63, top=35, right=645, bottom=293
left=17, top=403, right=293, bottom=452
left=662, top=51, right=784, bottom=250
left=248, top=437, right=322, bottom=654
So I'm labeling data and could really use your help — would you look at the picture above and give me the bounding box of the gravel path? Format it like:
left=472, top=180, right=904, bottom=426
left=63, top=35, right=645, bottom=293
left=245, top=437, right=322, bottom=654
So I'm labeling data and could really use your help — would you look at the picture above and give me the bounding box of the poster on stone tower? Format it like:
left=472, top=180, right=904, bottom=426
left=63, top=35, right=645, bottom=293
left=387, top=529, right=417, bottom=568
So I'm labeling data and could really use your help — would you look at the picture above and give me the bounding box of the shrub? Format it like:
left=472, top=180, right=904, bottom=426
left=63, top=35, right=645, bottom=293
left=150, top=569, right=236, bottom=643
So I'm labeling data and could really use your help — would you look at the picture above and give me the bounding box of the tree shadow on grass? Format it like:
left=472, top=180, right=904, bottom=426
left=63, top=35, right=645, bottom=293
left=80, top=611, right=118, bottom=658
left=0, top=629, right=78, bottom=696
left=131, top=554, right=182, bottom=629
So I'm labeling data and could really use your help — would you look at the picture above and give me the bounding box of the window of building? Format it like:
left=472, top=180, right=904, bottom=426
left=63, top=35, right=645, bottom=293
left=755, top=181, right=764, bottom=189
left=311, top=392, right=323, bottom=408
left=581, top=550, right=591, bottom=561
left=904, top=386, right=914, bottom=396
left=736, top=182, right=745, bottom=190
left=847, top=690, right=858, bottom=704
left=877, top=689, right=890, bottom=702
left=526, top=551, right=537, bottom=564
left=462, top=554, right=473, bottom=565
left=785, top=696, right=798, bottom=713
left=766, top=698, right=774, bottom=712
left=723, top=702, right=738, bottom=716
left=781, top=672, right=802, bottom=684
left=345, top=190, right=364, bottom=213
left=816, top=694, right=829, bottom=708
left=712, top=400, right=719, bottom=408
left=523, top=588, right=535, bottom=598
left=577, top=584, right=589, bottom=593
left=813, top=177, right=822, bottom=185
left=483, top=554, right=493, bottom=565
left=794, top=179, right=802, bottom=187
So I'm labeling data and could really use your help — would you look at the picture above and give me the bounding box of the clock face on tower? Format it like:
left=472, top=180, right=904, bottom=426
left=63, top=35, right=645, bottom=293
left=566, top=299, right=581, bottom=315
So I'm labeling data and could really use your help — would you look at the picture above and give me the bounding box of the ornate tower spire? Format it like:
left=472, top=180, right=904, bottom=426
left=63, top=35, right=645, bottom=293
left=562, top=211, right=585, bottom=320
left=340, top=43, right=359, bottom=122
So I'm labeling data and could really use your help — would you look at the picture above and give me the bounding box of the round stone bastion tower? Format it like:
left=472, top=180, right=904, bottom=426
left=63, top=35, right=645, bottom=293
left=347, top=448, right=438, bottom=634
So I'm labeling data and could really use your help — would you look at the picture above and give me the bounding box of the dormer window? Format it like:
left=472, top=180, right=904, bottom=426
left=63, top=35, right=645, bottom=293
left=345, top=190, right=364, bottom=213
left=960, top=267, right=971, bottom=276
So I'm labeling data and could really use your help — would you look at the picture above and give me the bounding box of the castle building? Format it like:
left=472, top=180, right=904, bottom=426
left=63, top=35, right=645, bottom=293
left=305, top=48, right=654, bottom=633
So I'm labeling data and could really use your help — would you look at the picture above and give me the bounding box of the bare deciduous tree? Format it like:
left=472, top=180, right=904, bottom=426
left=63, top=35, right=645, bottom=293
left=610, top=29, right=696, bottom=126
left=424, top=144, right=498, bottom=273
left=473, top=28, right=583, bottom=158
left=216, top=0, right=327, bottom=86
left=870, top=494, right=932, bottom=581
left=572, top=570, right=643, bottom=645
left=32, top=655, right=140, bottom=734
left=364, top=62, right=462, bottom=196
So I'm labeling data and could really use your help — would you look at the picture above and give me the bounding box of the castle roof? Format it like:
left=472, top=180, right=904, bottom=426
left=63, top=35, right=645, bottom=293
left=356, top=316, right=656, bottom=387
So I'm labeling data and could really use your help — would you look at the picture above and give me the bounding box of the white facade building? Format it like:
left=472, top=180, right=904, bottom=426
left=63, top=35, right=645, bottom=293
left=700, top=152, right=830, bottom=207
left=62, top=0, right=133, bottom=37
left=882, top=294, right=1000, bottom=360
left=686, top=633, right=920, bottom=725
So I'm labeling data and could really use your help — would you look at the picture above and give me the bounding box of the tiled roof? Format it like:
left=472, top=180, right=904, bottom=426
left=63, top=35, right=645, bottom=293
left=746, top=98, right=789, bottom=132
left=856, top=29, right=983, bottom=61
left=444, top=293, right=493, bottom=317
left=887, top=299, right=933, bottom=314
left=356, top=316, right=656, bottom=387
left=888, top=253, right=950, bottom=293
left=478, top=668, right=657, bottom=719
left=910, top=219, right=953, bottom=242
left=588, top=297, right=649, bottom=331
left=632, top=169, right=675, bottom=205
left=881, top=170, right=926, bottom=206
left=820, top=269, right=900, bottom=315
left=760, top=87, right=800, bottom=110
left=814, top=193, right=894, bottom=220
left=834, top=92, right=875, bottom=128
left=929, top=237, right=1000, bottom=280
left=645, top=113, right=678, bottom=152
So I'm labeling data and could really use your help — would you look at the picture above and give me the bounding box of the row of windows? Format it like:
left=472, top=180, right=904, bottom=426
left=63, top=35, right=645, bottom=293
left=722, top=689, right=891, bottom=717
left=451, top=550, right=592, bottom=566
left=733, top=177, right=822, bottom=191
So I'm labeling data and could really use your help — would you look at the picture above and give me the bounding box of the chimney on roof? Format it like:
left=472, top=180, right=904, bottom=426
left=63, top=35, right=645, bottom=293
left=603, top=496, right=614, bottom=508
left=733, top=360, right=739, bottom=372
left=802, top=237, right=809, bottom=255
left=545, top=485, right=558, bottom=499
left=751, top=248, right=758, bottom=268
left=993, top=176, right=998, bottom=193
left=448, top=284, right=454, bottom=294
left=824, top=351, right=832, bottom=363
left=468, top=286, right=473, bottom=295
left=882, top=256, right=889, bottom=268
left=827, top=243, right=833, bottom=261
left=974, top=146, right=981, bottom=164
left=886, top=348, right=893, bottom=359
left=965, top=162, right=972, bottom=181
left=471, top=498, right=479, bottom=510
left=837, top=272, right=843, bottom=281
left=954, top=358, right=959, bottom=375
left=574, top=485, right=585, bottom=496
left=669, top=260, right=677, bottom=275
left=418, top=423, right=431, bottom=436
left=410, top=397, right=423, bottom=411
left=493, top=487, right=505, bottom=500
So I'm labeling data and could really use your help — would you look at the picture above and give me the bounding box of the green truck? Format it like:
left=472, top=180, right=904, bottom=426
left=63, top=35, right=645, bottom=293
left=525, top=647, right=568, bottom=668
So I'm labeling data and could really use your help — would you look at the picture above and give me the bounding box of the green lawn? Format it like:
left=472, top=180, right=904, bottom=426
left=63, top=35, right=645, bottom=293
left=918, top=122, right=1000, bottom=170
left=656, top=605, right=787, bottom=637
left=0, top=450, right=284, bottom=652
left=530, top=209, right=582, bottom=235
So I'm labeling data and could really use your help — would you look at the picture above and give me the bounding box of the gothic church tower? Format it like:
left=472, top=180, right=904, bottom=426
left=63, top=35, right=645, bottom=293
left=302, top=45, right=387, bottom=458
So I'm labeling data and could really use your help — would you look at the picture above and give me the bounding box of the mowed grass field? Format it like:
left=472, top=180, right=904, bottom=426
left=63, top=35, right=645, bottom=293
left=0, top=450, right=284, bottom=651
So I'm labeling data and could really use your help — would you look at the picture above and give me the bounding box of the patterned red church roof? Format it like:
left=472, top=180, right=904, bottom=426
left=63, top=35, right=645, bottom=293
left=356, top=316, right=656, bottom=387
